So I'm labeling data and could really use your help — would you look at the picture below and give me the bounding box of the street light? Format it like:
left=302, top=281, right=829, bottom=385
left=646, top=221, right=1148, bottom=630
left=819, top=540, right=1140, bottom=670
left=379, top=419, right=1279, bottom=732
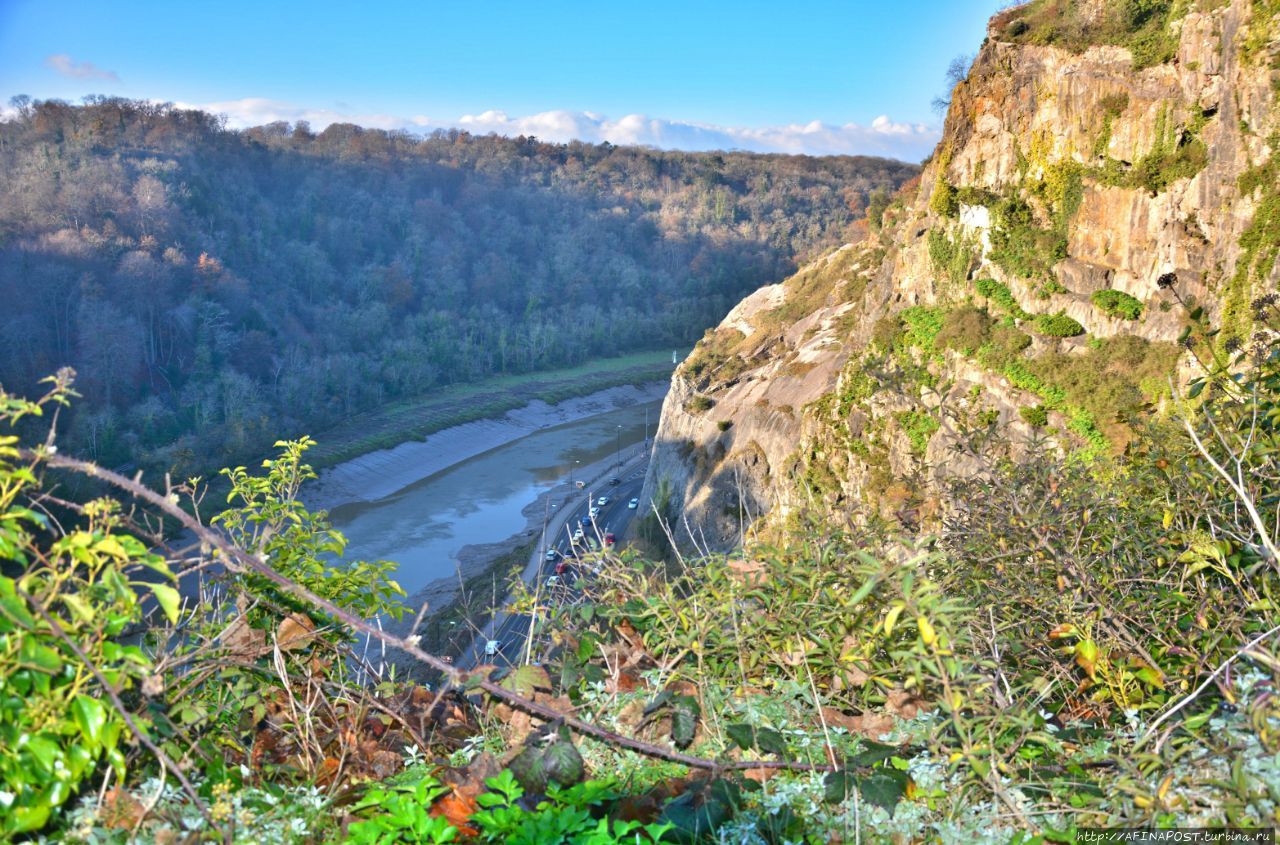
left=615, top=425, right=622, bottom=468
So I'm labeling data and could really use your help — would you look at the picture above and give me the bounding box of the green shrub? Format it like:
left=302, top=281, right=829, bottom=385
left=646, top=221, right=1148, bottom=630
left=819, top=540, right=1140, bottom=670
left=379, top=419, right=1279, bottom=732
left=1019, top=404, right=1049, bottom=427
left=988, top=195, right=1067, bottom=280
left=871, top=314, right=905, bottom=350
left=996, top=0, right=1189, bottom=69
left=896, top=410, right=941, bottom=456
left=1092, top=289, right=1145, bottom=320
left=1033, top=311, right=1085, bottom=337
left=0, top=376, right=180, bottom=837
left=928, top=228, right=976, bottom=288
left=899, top=305, right=948, bottom=354
left=1093, top=102, right=1211, bottom=194
left=935, top=305, right=996, bottom=355
left=686, top=394, right=715, bottom=414
left=930, top=179, right=959, bottom=218
left=974, top=277, right=1032, bottom=320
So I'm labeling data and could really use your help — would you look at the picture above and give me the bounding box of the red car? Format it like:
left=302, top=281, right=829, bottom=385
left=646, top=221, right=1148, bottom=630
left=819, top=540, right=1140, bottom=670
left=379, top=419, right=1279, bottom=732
left=604, top=533, right=617, bottom=547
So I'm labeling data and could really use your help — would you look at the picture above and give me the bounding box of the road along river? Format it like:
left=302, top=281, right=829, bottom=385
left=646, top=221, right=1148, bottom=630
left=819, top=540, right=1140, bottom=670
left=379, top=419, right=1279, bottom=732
left=325, top=398, right=664, bottom=602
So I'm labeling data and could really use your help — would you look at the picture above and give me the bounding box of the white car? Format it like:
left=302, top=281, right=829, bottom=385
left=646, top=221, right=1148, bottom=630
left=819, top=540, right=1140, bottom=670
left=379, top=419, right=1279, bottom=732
left=545, top=548, right=558, bottom=561
left=546, top=575, right=560, bottom=588
left=628, top=498, right=639, bottom=509
left=597, top=496, right=610, bottom=506
left=572, top=528, right=584, bottom=542
left=483, top=640, right=501, bottom=657
left=589, top=506, right=600, bottom=518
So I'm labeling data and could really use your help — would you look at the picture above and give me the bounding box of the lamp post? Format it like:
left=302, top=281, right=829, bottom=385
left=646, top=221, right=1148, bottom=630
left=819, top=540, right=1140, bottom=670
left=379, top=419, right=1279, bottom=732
left=615, top=425, right=622, bottom=469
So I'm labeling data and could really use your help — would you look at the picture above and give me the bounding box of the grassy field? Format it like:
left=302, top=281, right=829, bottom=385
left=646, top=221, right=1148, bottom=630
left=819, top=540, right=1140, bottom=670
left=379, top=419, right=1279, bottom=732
left=304, top=350, right=675, bottom=469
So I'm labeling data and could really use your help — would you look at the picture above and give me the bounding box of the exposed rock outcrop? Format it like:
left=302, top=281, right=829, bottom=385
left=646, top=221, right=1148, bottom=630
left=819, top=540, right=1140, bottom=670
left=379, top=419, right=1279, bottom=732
left=643, top=0, right=1279, bottom=549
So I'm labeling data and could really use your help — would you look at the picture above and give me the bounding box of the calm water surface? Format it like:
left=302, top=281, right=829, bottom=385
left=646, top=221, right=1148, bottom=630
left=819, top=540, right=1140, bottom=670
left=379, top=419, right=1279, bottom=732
left=327, top=400, right=662, bottom=597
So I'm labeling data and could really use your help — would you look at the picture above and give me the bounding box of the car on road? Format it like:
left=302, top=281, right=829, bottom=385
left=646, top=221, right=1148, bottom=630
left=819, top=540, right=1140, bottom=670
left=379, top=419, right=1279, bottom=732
left=597, top=496, right=610, bottom=506
left=555, top=560, right=574, bottom=576
left=545, top=548, right=559, bottom=561
left=483, top=640, right=501, bottom=657
left=604, top=532, right=617, bottom=547
left=609, top=477, right=621, bottom=486
left=628, top=498, right=639, bottom=509
left=589, top=506, right=600, bottom=518
left=546, top=575, right=559, bottom=588
left=572, top=527, right=584, bottom=542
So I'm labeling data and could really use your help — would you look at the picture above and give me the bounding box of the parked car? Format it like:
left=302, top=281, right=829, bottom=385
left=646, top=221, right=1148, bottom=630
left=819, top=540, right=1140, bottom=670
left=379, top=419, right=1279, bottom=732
left=628, top=498, right=639, bottom=509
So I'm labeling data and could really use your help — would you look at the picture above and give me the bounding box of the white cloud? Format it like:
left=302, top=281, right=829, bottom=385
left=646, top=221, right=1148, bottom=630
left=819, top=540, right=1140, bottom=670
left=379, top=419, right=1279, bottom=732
left=44, top=54, right=120, bottom=82
left=188, top=97, right=939, bottom=161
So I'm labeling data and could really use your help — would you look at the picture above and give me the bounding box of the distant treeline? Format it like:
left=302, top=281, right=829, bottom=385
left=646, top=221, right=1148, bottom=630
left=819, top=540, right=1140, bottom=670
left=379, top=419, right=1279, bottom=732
left=0, top=96, right=916, bottom=478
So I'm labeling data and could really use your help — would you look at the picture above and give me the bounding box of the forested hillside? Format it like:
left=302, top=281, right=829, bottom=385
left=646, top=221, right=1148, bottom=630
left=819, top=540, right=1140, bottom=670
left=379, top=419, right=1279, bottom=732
left=0, top=97, right=916, bottom=477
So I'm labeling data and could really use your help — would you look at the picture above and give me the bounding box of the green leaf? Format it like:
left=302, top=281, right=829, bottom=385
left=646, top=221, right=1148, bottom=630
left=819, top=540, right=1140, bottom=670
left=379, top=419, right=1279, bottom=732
left=150, top=583, right=181, bottom=624
left=643, top=688, right=673, bottom=716
left=859, top=768, right=910, bottom=815
left=847, top=738, right=898, bottom=768
left=823, top=770, right=857, bottom=804
left=72, top=694, right=107, bottom=749
left=60, top=593, right=95, bottom=624
left=671, top=707, right=697, bottom=749
left=542, top=739, right=584, bottom=787
left=847, top=576, right=880, bottom=608
left=501, top=664, right=551, bottom=697
left=725, top=723, right=787, bottom=756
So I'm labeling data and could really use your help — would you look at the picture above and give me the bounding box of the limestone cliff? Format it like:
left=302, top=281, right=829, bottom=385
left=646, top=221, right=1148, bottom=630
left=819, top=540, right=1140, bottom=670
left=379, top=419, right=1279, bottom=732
left=642, top=0, right=1280, bottom=548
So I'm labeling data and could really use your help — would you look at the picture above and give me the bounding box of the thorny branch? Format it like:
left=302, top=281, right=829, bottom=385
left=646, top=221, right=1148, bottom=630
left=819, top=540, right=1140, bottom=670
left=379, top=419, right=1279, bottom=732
left=22, top=447, right=839, bottom=775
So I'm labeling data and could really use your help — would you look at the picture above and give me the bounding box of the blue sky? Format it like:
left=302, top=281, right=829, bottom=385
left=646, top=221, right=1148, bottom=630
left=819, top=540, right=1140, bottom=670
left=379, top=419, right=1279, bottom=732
left=0, top=0, right=1005, bottom=161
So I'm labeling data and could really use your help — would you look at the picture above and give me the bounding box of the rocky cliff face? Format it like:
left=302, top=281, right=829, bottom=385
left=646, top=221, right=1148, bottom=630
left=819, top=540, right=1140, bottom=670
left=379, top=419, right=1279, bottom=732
left=642, top=0, right=1279, bottom=549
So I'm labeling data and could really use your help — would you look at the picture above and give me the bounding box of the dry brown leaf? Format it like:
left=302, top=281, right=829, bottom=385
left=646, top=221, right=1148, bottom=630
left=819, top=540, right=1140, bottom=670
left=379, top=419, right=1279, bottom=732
left=884, top=689, right=930, bottom=719
left=219, top=614, right=265, bottom=657
left=278, top=612, right=316, bottom=651
left=431, top=792, right=479, bottom=837
left=725, top=558, right=767, bottom=586
left=607, top=670, right=643, bottom=694
left=315, top=756, right=342, bottom=787
left=99, top=788, right=145, bottom=830
left=367, top=749, right=401, bottom=780
left=820, top=706, right=895, bottom=738
left=741, top=766, right=780, bottom=784
left=505, top=709, right=534, bottom=745
left=615, top=699, right=646, bottom=731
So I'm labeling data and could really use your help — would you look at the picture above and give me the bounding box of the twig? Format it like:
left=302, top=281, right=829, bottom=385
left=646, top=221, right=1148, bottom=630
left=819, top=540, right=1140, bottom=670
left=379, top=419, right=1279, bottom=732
left=25, top=449, right=836, bottom=775
left=1136, top=622, right=1280, bottom=749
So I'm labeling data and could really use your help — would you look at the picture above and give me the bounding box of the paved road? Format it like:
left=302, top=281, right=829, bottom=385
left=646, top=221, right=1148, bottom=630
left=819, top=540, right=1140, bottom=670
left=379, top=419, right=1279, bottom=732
left=458, top=452, right=649, bottom=668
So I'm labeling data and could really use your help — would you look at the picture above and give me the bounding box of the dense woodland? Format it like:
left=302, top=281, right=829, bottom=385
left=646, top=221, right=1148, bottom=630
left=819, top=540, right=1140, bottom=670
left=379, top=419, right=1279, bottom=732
left=0, top=97, right=915, bottom=477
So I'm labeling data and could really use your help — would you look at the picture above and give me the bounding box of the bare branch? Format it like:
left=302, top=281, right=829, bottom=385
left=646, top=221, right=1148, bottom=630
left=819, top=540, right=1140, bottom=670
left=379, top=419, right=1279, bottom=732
left=24, top=448, right=837, bottom=775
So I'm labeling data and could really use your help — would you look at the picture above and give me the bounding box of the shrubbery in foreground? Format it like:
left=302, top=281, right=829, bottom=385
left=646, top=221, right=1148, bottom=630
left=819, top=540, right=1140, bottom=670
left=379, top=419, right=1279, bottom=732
left=4, top=301, right=1280, bottom=842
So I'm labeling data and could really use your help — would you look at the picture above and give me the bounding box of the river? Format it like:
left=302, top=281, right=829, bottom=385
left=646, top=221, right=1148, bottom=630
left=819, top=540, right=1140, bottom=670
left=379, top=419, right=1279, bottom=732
left=326, top=399, right=663, bottom=597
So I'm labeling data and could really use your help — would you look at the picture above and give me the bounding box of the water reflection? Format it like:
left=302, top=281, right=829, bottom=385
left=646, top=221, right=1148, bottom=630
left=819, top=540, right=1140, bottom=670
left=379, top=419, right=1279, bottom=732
left=328, top=399, right=661, bottom=596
